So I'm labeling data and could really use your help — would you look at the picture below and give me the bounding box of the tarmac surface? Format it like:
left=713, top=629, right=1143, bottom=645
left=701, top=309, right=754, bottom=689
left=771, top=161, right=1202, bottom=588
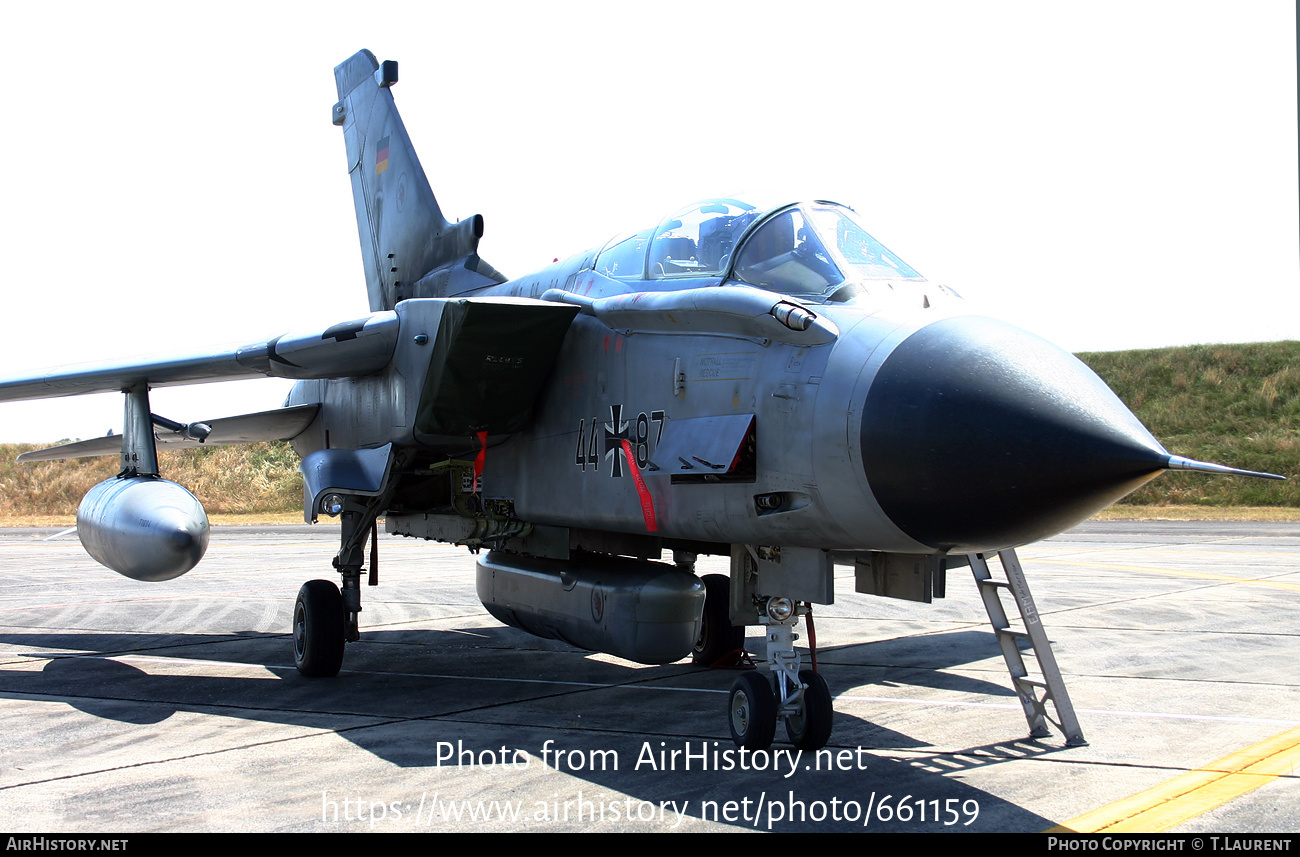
left=0, top=521, right=1296, bottom=833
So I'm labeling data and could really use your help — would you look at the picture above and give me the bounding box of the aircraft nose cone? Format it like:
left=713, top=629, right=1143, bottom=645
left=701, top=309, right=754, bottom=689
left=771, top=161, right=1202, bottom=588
left=860, top=316, right=1168, bottom=552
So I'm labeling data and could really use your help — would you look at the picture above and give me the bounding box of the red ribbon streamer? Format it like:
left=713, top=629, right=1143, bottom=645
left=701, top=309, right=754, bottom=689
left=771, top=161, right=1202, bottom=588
left=473, top=430, right=488, bottom=492
left=620, top=439, right=658, bottom=532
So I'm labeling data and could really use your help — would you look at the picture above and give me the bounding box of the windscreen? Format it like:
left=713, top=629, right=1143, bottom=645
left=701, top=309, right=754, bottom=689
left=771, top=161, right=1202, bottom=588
left=732, top=203, right=923, bottom=301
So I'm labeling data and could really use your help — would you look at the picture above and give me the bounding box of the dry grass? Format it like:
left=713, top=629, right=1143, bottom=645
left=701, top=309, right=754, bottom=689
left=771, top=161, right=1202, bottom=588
left=1092, top=505, right=1300, bottom=522
left=0, top=441, right=302, bottom=519
left=208, top=511, right=307, bottom=526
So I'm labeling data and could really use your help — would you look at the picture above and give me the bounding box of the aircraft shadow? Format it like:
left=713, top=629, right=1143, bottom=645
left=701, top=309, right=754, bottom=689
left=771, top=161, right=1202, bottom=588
left=0, top=625, right=1064, bottom=830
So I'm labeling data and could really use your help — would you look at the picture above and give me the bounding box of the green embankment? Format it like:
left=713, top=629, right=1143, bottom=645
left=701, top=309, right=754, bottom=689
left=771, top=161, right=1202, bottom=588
left=0, top=340, right=1295, bottom=521
left=1077, top=340, right=1299, bottom=508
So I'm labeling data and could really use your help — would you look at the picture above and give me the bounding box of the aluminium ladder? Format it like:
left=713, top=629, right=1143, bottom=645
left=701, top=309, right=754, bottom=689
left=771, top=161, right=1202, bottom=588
left=967, top=549, right=1086, bottom=746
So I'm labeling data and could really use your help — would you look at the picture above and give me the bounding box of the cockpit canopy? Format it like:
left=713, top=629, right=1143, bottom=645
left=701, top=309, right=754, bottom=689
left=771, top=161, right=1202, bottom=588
left=594, top=198, right=924, bottom=303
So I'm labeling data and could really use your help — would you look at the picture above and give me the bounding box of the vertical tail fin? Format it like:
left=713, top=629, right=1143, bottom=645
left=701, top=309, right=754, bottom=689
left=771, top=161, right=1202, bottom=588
left=333, top=50, right=504, bottom=311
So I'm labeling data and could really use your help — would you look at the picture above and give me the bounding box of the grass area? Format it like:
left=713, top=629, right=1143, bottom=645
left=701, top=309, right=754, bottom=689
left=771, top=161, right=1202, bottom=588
left=1077, top=340, right=1299, bottom=508
left=0, top=441, right=303, bottom=520
left=1092, top=505, right=1300, bottom=522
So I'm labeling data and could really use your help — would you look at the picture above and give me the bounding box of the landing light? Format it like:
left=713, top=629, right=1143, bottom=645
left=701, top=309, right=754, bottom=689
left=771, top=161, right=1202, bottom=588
left=766, top=596, right=795, bottom=622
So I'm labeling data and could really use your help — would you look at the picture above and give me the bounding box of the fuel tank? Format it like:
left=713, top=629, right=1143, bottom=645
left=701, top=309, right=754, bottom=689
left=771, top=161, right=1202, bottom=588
left=476, top=550, right=705, bottom=665
left=77, top=477, right=210, bottom=581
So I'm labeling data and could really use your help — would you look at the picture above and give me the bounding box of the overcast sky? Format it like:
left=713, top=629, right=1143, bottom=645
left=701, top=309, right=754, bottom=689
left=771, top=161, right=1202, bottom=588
left=0, top=1, right=1295, bottom=442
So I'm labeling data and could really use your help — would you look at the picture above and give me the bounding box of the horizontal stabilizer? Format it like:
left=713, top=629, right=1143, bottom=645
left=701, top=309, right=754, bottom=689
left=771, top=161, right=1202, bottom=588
left=1164, top=455, right=1287, bottom=480
left=17, top=405, right=319, bottom=462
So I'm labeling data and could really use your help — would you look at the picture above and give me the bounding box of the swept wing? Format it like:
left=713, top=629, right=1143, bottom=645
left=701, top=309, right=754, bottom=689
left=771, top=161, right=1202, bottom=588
left=0, top=311, right=401, bottom=405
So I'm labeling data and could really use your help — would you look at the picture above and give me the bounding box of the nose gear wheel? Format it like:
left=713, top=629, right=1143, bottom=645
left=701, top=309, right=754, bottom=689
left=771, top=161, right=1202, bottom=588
left=784, top=669, right=833, bottom=750
left=729, top=672, right=777, bottom=750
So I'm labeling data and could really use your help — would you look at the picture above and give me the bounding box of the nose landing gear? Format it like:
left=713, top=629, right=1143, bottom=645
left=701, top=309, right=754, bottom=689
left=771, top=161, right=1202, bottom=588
left=719, top=544, right=837, bottom=750
left=725, top=589, right=833, bottom=752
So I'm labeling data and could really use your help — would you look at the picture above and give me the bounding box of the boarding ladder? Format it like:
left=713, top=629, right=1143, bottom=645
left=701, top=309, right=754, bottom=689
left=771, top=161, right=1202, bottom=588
left=967, top=549, right=1086, bottom=746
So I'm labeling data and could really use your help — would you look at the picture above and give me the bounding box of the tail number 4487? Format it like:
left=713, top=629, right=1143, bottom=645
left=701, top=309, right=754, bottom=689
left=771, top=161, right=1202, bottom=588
left=575, top=405, right=665, bottom=476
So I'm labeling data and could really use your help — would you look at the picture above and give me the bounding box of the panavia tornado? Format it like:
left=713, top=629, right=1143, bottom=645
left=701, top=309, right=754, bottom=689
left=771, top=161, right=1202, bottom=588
left=0, top=51, right=1281, bottom=752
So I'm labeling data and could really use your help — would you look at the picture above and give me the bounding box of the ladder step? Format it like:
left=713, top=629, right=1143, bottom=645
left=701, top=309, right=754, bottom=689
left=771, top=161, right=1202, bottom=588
left=1013, top=675, right=1048, bottom=689
left=978, top=578, right=1012, bottom=589
left=995, top=628, right=1030, bottom=641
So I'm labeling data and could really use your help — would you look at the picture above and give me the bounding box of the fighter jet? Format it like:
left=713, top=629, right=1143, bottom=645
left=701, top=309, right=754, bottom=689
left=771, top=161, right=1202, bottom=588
left=0, top=51, right=1281, bottom=752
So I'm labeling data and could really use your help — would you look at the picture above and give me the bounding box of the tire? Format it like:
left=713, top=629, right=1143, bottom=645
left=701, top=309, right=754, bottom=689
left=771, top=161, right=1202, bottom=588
left=784, top=669, right=833, bottom=750
left=728, top=672, right=776, bottom=750
left=692, top=574, right=745, bottom=666
left=294, top=579, right=345, bottom=677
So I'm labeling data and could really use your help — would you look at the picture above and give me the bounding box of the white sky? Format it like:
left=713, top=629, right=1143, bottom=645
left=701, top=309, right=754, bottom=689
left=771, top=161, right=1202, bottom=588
left=0, top=1, right=1296, bottom=442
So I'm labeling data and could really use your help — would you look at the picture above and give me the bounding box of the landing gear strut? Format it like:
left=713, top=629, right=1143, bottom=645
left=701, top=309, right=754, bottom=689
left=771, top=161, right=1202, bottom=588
left=294, top=498, right=383, bottom=677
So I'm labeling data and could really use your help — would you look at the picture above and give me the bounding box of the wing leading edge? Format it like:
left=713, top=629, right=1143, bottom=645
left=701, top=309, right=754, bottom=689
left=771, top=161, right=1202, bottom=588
left=0, top=345, right=265, bottom=404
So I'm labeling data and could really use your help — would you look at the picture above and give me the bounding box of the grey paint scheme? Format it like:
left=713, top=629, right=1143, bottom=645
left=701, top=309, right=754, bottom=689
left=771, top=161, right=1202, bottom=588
left=333, top=52, right=504, bottom=311
left=476, top=551, right=706, bottom=665
left=0, top=312, right=400, bottom=401
left=0, top=50, right=1273, bottom=660
left=479, top=303, right=931, bottom=553
left=76, top=477, right=209, bottom=582
left=0, top=51, right=1151, bottom=568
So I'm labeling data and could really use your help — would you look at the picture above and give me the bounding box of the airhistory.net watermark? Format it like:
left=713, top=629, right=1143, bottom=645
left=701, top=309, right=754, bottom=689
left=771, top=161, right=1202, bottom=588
left=6, top=841, right=128, bottom=852
left=320, top=788, right=980, bottom=830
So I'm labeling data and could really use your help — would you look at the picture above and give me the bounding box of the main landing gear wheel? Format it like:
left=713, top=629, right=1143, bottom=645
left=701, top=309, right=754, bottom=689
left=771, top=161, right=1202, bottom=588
left=729, top=672, right=777, bottom=750
left=693, top=574, right=746, bottom=666
left=784, top=669, right=833, bottom=750
left=294, top=579, right=345, bottom=677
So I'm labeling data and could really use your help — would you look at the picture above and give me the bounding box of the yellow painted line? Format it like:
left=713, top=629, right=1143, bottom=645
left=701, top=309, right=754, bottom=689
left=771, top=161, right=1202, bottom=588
left=1047, top=726, right=1300, bottom=833
left=1047, top=559, right=1300, bottom=592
